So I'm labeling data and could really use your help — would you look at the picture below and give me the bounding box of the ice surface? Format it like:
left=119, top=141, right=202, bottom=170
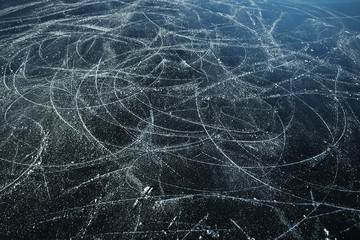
left=1, top=0, right=360, bottom=239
